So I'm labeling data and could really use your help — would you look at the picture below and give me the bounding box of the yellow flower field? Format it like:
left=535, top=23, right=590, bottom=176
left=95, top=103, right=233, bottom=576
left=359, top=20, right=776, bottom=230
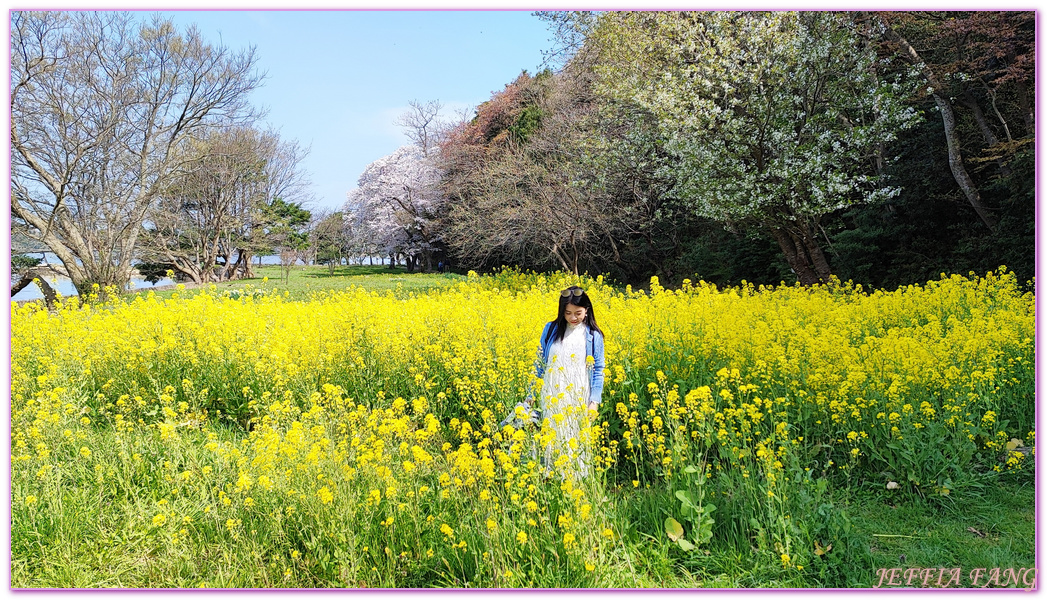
left=10, top=268, right=1034, bottom=587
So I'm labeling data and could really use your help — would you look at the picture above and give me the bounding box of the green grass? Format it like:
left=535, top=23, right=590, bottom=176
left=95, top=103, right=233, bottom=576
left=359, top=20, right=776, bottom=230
left=594, top=476, right=1035, bottom=588
left=128, top=264, right=466, bottom=302
left=14, top=471, right=1033, bottom=588
left=853, top=482, right=1036, bottom=586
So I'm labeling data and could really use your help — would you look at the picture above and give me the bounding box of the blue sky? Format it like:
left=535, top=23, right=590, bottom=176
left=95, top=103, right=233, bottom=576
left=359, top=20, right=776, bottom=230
left=162, top=10, right=553, bottom=214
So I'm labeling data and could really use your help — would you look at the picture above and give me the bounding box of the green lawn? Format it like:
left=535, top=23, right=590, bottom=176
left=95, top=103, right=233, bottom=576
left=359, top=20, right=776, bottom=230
left=129, top=264, right=466, bottom=302
left=599, top=478, right=1035, bottom=588
left=854, top=480, right=1036, bottom=587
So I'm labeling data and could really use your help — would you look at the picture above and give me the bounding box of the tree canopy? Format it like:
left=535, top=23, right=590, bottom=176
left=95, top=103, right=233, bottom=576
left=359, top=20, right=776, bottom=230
left=11, top=10, right=1034, bottom=294
left=11, top=11, right=263, bottom=294
left=141, top=126, right=311, bottom=284
left=584, top=11, right=921, bottom=283
left=347, top=145, right=445, bottom=272
left=427, top=10, right=1033, bottom=288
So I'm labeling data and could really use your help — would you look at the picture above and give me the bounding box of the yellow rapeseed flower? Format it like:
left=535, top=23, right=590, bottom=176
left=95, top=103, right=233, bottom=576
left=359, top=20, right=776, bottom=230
left=317, top=486, right=334, bottom=505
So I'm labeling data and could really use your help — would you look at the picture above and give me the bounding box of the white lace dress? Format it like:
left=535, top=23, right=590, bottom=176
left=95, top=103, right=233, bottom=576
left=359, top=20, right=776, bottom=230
left=541, top=323, right=592, bottom=476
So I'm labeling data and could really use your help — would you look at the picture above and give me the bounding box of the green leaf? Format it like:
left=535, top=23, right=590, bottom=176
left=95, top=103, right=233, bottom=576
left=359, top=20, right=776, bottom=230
left=696, top=526, right=713, bottom=545
left=664, top=517, right=684, bottom=542
left=675, top=490, right=698, bottom=517
left=676, top=537, right=695, bottom=551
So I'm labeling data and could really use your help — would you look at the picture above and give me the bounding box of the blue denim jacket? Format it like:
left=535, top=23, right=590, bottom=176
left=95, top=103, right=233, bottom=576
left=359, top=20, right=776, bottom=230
left=531, top=321, right=606, bottom=405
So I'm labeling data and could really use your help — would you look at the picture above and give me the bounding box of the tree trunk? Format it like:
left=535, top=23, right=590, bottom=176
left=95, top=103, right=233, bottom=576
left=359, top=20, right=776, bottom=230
left=879, top=21, right=998, bottom=232
left=171, top=259, right=204, bottom=286
left=549, top=242, right=571, bottom=273
left=767, top=225, right=823, bottom=285
left=280, top=249, right=297, bottom=284
left=569, top=231, right=579, bottom=276
left=1016, top=83, right=1034, bottom=137
left=792, top=220, right=832, bottom=283
left=11, top=268, right=59, bottom=308
left=932, top=92, right=998, bottom=231
left=231, top=250, right=254, bottom=280
left=960, top=92, right=1011, bottom=177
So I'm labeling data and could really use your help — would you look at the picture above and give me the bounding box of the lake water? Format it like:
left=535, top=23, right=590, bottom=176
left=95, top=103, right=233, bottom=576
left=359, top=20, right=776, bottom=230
left=9, top=251, right=277, bottom=302
left=11, top=274, right=177, bottom=302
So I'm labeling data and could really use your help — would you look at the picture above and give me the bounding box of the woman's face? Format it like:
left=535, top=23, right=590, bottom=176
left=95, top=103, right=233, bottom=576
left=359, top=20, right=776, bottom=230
left=564, top=303, right=587, bottom=326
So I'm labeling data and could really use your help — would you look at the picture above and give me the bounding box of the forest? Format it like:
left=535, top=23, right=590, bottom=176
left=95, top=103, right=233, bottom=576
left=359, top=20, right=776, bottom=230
left=11, top=11, right=1036, bottom=295
left=350, top=11, right=1035, bottom=290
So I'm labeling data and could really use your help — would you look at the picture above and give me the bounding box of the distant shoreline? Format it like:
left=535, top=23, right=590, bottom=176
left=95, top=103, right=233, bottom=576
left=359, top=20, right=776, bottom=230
left=11, top=279, right=205, bottom=307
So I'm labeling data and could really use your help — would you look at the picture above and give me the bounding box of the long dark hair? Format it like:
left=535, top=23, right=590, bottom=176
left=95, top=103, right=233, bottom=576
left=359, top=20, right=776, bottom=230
left=544, top=285, right=604, bottom=344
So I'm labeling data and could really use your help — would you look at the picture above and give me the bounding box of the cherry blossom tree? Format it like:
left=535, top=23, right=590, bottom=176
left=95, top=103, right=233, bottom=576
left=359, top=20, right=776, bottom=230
left=346, top=145, right=444, bottom=272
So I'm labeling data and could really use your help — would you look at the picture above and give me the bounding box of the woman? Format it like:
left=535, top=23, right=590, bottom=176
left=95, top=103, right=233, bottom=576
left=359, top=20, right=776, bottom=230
left=532, top=285, right=606, bottom=477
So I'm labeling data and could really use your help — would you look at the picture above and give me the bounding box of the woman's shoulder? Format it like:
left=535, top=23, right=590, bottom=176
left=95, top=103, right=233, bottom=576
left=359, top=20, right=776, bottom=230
left=588, top=326, right=605, bottom=343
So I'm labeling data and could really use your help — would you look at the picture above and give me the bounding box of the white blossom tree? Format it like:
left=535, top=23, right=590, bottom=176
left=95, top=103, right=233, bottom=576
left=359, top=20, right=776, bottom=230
left=586, top=11, right=920, bottom=284
left=346, top=145, right=444, bottom=272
